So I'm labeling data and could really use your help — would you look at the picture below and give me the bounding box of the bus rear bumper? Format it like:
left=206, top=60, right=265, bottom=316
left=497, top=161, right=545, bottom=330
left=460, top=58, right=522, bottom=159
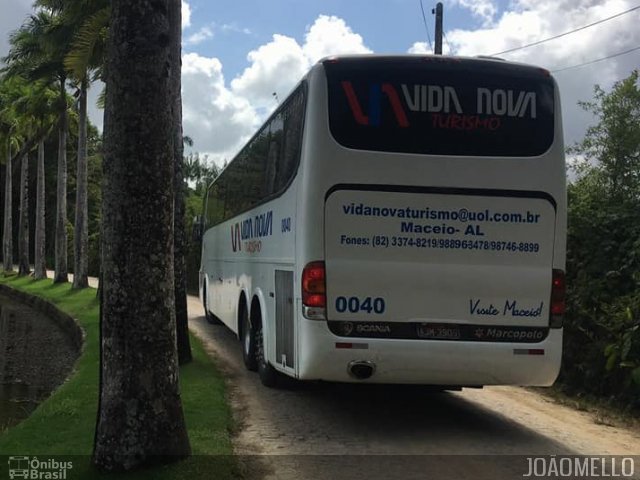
left=296, top=321, right=562, bottom=386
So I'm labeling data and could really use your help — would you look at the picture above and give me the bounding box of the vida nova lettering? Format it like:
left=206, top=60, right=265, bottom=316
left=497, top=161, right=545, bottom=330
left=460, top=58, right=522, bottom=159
left=231, top=210, right=274, bottom=252
left=399, top=84, right=537, bottom=119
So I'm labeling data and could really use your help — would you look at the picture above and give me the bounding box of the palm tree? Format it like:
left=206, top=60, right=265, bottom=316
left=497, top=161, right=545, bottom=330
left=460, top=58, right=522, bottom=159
left=0, top=72, right=58, bottom=277
left=62, top=0, right=109, bottom=288
left=0, top=75, right=26, bottom=274
left=34, top=138, right=46, bottom=278
left=17, top=80, right=57, bottom=279
left=2, top=142, right=14, bottom=274
left=4, top=8, right=74, bottom=283
left=93, top=0, right=190, bottom=470
left=17, top=152, right=29, bottom=276
left=12, top=81, right=53, bottom=277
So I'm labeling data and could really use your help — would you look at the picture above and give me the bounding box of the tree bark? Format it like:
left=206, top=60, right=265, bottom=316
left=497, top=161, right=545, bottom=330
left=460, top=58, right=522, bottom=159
left=171, top=0, right=192, bottom=365
left=17, top=154, right=29, bottom=276
left=73, top=78, right=89, bottom=288
left=34, top=140, right=47, bottom=279
left=2, top=145, right=13, bottom=273
left=93, top=0, right=191, bottom=471
left=54, top=76, right=69, bottom=283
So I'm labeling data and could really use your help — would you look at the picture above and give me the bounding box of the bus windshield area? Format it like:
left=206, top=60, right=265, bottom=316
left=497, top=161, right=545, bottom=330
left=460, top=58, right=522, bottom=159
left=325, top=57, right=555, bottom=157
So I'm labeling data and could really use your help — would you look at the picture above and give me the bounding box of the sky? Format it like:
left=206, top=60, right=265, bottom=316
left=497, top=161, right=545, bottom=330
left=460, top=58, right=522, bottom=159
left=1, top=0, right=639, bottom=166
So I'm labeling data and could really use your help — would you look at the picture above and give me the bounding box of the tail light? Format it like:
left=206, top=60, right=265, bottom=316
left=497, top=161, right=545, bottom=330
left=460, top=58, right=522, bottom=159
left=550, top=269, right=565, bottom=328
left=302, top=261, right=326, bottom=320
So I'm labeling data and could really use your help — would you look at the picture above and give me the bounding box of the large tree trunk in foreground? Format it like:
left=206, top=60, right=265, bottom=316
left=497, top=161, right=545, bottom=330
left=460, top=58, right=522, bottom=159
left=17, top=154, right=29, bottom=276
left=34, top=140, right=47, bottom=279
left=93, top=0, right=191, bottom=471
left=54, top=76, right=69, bottom=283
left=3, top=146, right=13, bottom=273
left=171, top=0, right=192, bottom=365
left=73, top=78, right=89, bottom=288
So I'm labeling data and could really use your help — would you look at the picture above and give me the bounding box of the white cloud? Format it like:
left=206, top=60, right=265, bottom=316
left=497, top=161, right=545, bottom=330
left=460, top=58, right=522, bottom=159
left=408, top=42, right=432, bottom=54
left=221, top=23, right=252, bottom=35
left=411, top=0, right=640, bottom=146
left=450, top=0, right=498, bottom=26
left=302, top=15, right=372, bottom=63
left=179, top=15, right=373, bottom=163
left=231, top=15, right=371, bottom=111
left=182, top=0, right=191, bottom=30
left=0, top=0, right=32, bottom=63
left=182, top=53, right=259, bottom=165
left=230, top=34, right=309, bottom=109
left=185, top=26, right=213, bottom=46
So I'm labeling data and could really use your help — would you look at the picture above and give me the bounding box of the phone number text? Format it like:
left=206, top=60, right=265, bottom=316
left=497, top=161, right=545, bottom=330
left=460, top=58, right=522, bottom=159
left=371, top=236, right=540, bottom=253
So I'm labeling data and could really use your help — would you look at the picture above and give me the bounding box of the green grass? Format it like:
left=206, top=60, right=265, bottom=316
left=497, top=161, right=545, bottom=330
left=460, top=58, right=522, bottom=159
left=0, top=273, right=238, bottom=479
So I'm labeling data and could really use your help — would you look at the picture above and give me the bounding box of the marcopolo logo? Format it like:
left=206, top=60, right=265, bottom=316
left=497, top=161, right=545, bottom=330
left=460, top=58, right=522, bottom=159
left=7, top=456, right=73, bottom=479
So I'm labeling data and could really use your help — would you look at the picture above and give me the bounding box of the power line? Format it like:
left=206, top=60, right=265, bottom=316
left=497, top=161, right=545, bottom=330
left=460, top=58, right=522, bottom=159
left=490, top=5, right=640, bottom=56
left=419, top=0, right=433, bottom=52
left=551, top=45, right=640, bottom=73
left=443, top=29, right=452, bottom=53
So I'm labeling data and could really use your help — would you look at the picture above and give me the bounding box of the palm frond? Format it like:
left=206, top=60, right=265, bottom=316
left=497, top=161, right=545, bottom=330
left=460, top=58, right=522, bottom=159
left=64, top=7, right=110, bottom=80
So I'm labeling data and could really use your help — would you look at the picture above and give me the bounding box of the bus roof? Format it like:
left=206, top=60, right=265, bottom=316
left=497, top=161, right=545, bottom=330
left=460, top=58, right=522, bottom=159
left=318, top=54, right=551, bottom=78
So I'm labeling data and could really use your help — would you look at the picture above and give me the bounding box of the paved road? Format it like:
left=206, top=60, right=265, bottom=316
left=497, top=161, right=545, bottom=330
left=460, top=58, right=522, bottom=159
left=185, top=295, right=640, bottom=480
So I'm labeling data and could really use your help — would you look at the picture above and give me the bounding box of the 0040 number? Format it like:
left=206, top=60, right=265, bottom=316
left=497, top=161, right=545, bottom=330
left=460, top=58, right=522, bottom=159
left=335, top=296, right=386, bottom=314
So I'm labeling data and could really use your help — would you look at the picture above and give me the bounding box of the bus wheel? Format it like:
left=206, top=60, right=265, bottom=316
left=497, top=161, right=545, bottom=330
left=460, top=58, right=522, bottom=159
left=241, top=304, right=258, bottom=371
left=255, top=322, right=279, bottom=388
left=204, top=285, right=221, bottom=325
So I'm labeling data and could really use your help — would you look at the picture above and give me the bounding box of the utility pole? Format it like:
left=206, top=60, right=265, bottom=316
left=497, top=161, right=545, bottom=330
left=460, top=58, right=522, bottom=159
left=433, top=2, right=443, bottom=55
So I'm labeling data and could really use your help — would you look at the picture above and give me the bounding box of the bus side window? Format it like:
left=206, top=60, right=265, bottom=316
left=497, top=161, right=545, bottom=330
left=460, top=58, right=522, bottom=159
left=275, top=89, right=304, bottom=192
left=265, top=112, right=284, bottom=196
left=264, top=137, right=279, bottom=196
left=206, top=182, right=225, bottom=227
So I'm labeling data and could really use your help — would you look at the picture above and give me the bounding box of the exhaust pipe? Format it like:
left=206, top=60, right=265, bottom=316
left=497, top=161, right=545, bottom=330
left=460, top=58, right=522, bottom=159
left=348, top=360, right=376, bottom=380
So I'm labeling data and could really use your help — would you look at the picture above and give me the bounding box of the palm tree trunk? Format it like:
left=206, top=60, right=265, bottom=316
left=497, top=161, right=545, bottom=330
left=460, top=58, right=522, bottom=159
left=170, top=0, right=191, bottom=365
left=54, top=76, right=68, bottom=283
left=93, top=0, right=191, bottom=471
left=73, top=78, right=89, bottom=288
left=2, top=145, right=13, bottom=273
left=17, top=154, right=29, bottom=276
left=34, top=139, right=46, bottom=279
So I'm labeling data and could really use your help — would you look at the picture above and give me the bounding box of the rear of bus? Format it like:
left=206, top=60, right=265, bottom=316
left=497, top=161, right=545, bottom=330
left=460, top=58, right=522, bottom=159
left=295, top=55, right=566, bottom=386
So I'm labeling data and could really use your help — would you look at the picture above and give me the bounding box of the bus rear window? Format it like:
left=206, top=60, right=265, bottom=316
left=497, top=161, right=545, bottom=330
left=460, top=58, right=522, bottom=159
left=325, top=57, right=555, bottom=157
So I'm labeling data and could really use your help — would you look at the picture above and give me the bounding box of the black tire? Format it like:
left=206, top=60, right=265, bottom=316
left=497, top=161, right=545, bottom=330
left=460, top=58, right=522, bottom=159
left=255, top=323, right=279, bottom=388
left=241, top=304, right=258, bottom=371
left=203, top=284, right=221, bottom=325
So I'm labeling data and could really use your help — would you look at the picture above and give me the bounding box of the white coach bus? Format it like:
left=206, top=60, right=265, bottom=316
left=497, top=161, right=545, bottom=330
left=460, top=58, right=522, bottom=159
left=199, top=55, right=566, bottom=388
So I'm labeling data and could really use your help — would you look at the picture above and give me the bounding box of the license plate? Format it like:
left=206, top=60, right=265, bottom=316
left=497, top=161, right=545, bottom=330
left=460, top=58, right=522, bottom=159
left=416, top=324, right=461, bottom=340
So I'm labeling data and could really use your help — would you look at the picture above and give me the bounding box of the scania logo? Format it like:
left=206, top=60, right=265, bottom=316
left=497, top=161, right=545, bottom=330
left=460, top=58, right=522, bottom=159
left=356, top=324, right=391, bottom=334
left=341, top=322, right=354, bottom=336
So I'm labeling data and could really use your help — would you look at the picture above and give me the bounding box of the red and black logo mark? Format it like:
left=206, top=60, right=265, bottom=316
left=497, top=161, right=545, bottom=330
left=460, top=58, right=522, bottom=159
left=341, top=81, right=410, bottom=128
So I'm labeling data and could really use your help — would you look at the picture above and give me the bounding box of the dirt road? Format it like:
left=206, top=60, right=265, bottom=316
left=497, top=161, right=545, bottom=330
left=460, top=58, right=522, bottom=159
left=188, top=295, right=638, bottom=479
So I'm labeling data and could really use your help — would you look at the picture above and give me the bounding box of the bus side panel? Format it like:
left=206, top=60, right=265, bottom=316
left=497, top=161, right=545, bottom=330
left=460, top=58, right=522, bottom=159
left=200, top=184, right=299, bottom=369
